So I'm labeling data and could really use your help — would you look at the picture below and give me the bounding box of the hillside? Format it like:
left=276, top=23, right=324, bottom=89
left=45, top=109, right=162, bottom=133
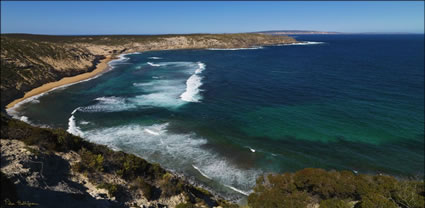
left=0, top=33, right=296, bottom=108
left=0, top=113, right=236, bottom=208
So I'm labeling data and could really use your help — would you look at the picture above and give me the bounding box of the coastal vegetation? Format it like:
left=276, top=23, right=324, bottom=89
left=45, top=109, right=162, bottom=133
left=247, top=168, right=424, bottom=208
left=0, top=113, right=234, bottom=207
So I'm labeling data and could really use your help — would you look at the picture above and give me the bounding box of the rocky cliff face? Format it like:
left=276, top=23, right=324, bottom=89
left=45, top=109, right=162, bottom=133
left=1, top=33, right=296, bottom=108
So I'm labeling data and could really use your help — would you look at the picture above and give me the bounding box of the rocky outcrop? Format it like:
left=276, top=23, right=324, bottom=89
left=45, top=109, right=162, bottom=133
left=1, top=33, right=296, bottom=108
left=0, top=113, right=236, bottom=207
left=1, top=138, right=225, bottom=208
left=1, top=139, right=122, bottom=208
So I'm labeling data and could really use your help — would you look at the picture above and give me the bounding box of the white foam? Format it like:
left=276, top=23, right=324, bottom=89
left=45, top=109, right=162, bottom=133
left=145, top=128, right=160, bottom=136
left=207, top=47, right=263, bottom=50
left=108, top=53, right=130, bottom=66
left=79, top=96, right=134, bottom=113
left=192, top=165, right=212, bottom=180
left=147, top=62, right=161, bottom=67
left=81, top=123, right=260, bottom=196
left=180, top=62, right=206, bottom=102
left=148, top=57, right=162, bottom=60
left=223, top=184, right=250, bottom=196
left=19, top=116, right=30, bottom=123
left=80, top=121, right=90, bottom=125
left=279, top=41, right=325, bottom=46
left=133, top=82, right=155, bottom=87
left=67, top=107, right=84, bottom=137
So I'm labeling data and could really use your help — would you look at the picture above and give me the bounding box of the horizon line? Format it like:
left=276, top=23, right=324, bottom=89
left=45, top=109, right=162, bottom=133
left=1, top=31, right=424, bottom=36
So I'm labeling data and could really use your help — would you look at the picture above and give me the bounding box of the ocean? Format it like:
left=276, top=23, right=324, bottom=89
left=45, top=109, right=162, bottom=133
left=8, top=35, right=424, bottom=200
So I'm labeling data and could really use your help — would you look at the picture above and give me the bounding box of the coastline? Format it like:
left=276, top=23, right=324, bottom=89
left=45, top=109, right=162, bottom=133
left=6, top=55, right=115, bottom=109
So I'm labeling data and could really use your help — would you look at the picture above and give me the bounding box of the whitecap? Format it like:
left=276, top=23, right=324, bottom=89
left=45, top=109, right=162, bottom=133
left=80, top=121, right=90, bottom=125
left=147, top=62, right=161, bottom=67
left=145, top=128, right=160, bottom=136
left=148, top=57, right=162, bottom=60
left=180, top=62, right=206, bottom=102
left=67, top=107, right=84, bottom=137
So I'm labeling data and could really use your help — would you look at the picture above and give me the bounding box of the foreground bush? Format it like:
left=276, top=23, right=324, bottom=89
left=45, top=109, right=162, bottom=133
left=248, top=168, right=424, bottom=208
left=132, top=177, right=154, bottom=201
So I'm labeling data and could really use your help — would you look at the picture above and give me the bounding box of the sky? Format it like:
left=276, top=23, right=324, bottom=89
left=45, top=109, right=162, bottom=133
left=1, top=1, right=424, bottom=35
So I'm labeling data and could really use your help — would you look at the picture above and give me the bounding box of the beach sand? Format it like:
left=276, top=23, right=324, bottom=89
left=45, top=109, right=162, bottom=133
left=6, top=56, right=115, bottom=109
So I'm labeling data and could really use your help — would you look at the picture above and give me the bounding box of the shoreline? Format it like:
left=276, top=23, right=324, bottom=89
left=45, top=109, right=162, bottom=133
left=6, top=55, right=116, bottom=109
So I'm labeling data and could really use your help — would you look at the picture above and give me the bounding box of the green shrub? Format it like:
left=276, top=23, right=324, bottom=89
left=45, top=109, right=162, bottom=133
left=319, top=199, right=351, bottom=208
left=392, top=180, right=425, bottom=208
left=1, top=114, right=85, bottom=152
left=160, top=173, right=184, bottom=198
left=132, top=177, right=153, bottom=201
left=78, top=148, right=104, bottom=172
left=248, top=168, right=424, bottom=208
left=97, top=183, right=118, bottom=198
left=113, top=154, right=164, bottom=181
left=249, top=190, right=312, bottom=208
left=294, top=168, right=338, bottom=199
left=176, top=202, right=196, bottom=208
left=358, top=193, right=398, bottom=208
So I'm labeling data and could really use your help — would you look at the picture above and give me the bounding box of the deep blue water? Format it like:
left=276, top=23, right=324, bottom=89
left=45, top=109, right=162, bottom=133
left=9, top=35, right=424, bottom=199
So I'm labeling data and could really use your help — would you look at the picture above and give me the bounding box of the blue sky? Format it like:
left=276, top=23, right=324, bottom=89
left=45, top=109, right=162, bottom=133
left=1, top=1, right=424, bottom=34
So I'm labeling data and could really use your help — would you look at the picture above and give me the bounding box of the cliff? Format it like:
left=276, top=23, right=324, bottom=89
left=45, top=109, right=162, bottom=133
left=0, top=33, right=296, bottom=108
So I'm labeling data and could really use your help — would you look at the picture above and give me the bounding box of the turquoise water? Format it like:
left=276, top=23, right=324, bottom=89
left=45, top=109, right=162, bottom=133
left=8, top=35, right=424, bottom=199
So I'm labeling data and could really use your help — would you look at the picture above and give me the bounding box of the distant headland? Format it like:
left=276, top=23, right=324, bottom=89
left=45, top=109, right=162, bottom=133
left=254, top=30, right=341, bottom=35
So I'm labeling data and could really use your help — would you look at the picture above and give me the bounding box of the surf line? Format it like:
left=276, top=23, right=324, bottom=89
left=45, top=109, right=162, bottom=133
left=222, top=184, right=250, bottom=196
left=192, top=165, right=212, bottom=180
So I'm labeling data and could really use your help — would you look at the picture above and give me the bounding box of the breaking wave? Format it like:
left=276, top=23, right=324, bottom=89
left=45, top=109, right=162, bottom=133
left=77, top=122, right=260, bottom=196
left=192, top=165, right=212, bottom=180
left=147, top=62, right=161, bottom=67
left=67, top=107, right=84, bottom=137
left=180, top=62, right=206, bottom=102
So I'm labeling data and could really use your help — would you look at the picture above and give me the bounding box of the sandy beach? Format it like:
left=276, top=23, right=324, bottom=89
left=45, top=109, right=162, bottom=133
left=6, top=56, right=115, bottom=109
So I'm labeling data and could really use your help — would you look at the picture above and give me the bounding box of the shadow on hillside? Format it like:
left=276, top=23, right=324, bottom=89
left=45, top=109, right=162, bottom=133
left=6, top=151, right=126, bottom=208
